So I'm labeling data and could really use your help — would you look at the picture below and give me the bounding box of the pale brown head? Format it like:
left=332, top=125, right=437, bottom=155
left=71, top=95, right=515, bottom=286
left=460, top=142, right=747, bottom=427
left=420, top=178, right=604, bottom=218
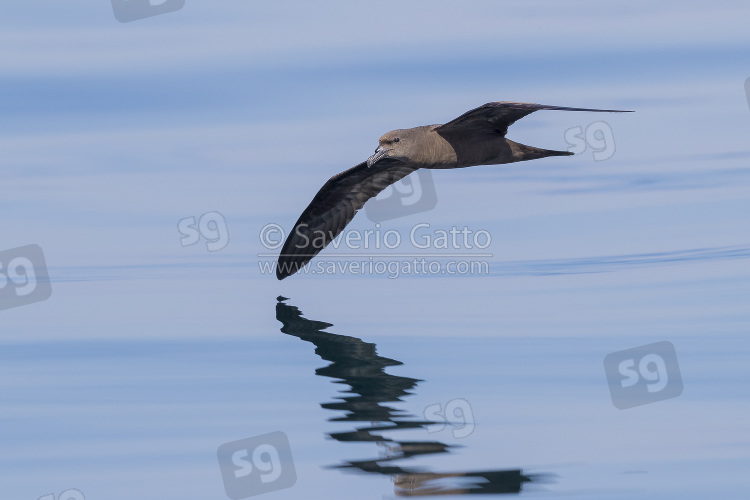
left=366, top=127, right=432, bottom=167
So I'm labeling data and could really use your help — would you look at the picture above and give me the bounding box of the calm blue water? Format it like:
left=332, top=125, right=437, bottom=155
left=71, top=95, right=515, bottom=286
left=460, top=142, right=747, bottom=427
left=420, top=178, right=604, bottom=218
left=2, top=2, right=750, bottom=499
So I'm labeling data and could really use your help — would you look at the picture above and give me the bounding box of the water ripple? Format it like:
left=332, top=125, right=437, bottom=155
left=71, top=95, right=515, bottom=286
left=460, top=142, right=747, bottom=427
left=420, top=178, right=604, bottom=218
left=489, top=245, right=750, bottom=277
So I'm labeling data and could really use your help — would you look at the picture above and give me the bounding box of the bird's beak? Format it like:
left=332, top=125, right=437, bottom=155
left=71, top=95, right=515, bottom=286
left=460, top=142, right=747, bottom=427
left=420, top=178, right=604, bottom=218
left=367, top=146, right=388, bottom=167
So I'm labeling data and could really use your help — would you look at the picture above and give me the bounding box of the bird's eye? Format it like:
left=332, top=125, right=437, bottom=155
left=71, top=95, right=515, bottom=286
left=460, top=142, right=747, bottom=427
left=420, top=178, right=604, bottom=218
left=393, top=138, right=400, bottom=143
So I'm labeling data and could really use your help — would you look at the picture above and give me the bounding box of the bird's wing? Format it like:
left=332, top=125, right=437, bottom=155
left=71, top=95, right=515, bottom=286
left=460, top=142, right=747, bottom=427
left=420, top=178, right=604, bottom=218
left=436, top=101, right=631, bottom=135
left=277, top=159, right=418, bottom=279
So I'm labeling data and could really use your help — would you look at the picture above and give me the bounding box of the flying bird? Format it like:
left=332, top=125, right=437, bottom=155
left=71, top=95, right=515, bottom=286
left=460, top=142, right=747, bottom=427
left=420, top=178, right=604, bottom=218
left=277, top=101, right=631, bottom=279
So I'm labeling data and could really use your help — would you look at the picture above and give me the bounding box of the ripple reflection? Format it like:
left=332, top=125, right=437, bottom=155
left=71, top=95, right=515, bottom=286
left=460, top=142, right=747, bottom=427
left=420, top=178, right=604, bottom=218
left=276, top=296, right=551, bottom=496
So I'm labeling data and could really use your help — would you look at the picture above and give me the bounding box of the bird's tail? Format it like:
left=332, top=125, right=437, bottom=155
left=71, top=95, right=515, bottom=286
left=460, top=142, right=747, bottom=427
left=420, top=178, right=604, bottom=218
left=506, top=139, right=573, bottom=162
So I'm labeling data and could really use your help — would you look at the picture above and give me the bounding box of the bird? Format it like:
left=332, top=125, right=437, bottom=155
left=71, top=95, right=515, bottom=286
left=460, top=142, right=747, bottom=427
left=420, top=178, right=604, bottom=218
left=276, top=101, right=631, bottom=279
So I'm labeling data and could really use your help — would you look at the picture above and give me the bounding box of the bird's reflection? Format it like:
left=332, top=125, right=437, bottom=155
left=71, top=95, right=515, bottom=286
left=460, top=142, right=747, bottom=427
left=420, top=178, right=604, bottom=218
left=276, top=297, right=547, bottom=496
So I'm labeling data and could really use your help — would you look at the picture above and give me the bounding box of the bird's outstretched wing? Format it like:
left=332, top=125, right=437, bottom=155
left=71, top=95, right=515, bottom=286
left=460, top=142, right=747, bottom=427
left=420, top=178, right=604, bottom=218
left=277, top=159, right=418, bottom=279
left=436, top=101, right=631, bottom=135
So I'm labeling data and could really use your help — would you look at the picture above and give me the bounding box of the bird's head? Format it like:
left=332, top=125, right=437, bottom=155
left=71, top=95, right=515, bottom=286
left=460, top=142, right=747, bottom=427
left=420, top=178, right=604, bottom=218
left=367, top=128, right=415, bottom=167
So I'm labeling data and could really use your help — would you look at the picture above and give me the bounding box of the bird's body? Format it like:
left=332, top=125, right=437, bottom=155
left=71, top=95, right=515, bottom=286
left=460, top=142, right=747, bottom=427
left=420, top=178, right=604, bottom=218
left=276, top=101, right=631, bottom=279
left=377, top=125, right=501, bottom=169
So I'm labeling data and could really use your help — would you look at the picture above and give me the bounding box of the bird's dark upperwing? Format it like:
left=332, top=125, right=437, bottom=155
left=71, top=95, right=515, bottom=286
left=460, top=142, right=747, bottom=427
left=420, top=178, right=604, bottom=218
left=436, top=101, right=631, bottom=135
left=277, top=159, right=418, bottom=279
